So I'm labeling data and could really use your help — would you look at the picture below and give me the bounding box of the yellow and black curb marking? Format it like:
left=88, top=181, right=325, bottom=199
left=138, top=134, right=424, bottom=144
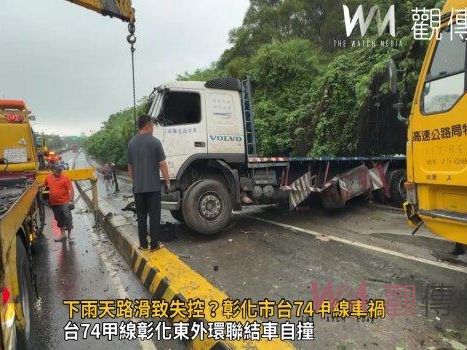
left=76, top=181, right=294, bottom=350
left=130, top=249, right=233, bottom=350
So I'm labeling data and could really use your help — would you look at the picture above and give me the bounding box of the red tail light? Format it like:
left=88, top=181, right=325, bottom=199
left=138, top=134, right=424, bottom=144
left=2, top=287, right=11, bottom=304
left=6, top=114, right=24, bottom=123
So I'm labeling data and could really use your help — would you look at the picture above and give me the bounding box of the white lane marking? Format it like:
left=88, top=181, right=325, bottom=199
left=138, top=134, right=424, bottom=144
left=79, top=198, right=157, bottom=350
left=250, top=216, right=467, bottom=274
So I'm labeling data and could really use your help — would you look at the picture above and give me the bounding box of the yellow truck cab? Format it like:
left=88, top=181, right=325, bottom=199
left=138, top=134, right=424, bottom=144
left=403, top=0, right=467, bottom=245
left=0, top=100, right=38, bottom=173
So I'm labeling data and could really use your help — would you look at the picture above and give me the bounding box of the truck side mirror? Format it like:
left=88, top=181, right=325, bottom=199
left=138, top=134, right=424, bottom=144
left=388, top=59, right=407, bottom=123
left=29, top=115, right=36, bottom=121
left=388, top=59, right=398, bottom=94
left=154, top=115, right=162, bottom=126
left=392, top=102, right=407, bottom=123
left=424, top=82, right=431, bottom=96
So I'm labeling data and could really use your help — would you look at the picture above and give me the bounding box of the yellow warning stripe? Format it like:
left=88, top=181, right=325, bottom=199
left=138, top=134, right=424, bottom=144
left=129, top=247, right=295, bottom=350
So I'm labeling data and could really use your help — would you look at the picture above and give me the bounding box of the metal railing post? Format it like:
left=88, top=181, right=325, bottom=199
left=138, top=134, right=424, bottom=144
left=91, top=179, right=99, bottom=228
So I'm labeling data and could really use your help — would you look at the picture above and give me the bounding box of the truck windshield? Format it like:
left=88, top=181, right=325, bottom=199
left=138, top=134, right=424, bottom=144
left=158, top=91, right=201, bottom=126
left=34, top=133, right=43, bottom=148
left=422, top=24, right=466, bottom=114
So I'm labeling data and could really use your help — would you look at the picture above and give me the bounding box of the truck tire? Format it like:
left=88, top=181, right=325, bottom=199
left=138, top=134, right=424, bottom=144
left=389, top=169, right=407, bottom=208
left=170, top=210, right=184, bottom=223
left=16, top=238, right=32, bottom=349
left=182, top=179, right=232, bottom=235
left=37, top=197, right=45, bottom=235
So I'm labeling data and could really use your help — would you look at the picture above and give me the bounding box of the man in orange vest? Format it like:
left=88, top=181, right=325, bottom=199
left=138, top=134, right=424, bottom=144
left=43, top=164, right=75, bottom=242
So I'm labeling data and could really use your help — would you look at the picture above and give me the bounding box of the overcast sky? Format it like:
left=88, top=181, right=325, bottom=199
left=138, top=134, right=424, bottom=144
left=0, top=0, right=249, bottom=136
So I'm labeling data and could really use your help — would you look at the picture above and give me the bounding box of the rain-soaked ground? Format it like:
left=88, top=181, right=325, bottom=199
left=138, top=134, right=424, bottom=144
left=30, top=178, right=184, bottom=349
left=32, top=150, right=466, bottom=350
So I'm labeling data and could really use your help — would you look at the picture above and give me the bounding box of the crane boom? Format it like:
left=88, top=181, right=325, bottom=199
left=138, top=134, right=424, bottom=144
left=65, top=0, right=134, bottom=23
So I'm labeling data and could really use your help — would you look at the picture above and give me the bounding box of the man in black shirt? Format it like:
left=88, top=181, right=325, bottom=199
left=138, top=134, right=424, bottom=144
left=128, top=115, right=170, bottom=251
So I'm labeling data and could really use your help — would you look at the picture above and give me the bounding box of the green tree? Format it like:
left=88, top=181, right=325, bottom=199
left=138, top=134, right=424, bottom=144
left=85, top=102, right=146, bottom=167
left=93, top=0, right=446, bottom=161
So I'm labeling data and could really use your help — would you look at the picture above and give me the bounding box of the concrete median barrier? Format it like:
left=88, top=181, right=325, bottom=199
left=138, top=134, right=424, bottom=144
left=75, top=180, right=295, bottom=350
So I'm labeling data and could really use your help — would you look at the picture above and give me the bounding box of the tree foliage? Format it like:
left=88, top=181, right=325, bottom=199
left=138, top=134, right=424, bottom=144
left=90, top=0, right=445, bottom=162
left=43, top=134, right=65, bottom=151
left=183, top=0, right=443, bottom=156
left=85, top=103, right=146, bottom=167
left=249, top=39, right=324, bottom=155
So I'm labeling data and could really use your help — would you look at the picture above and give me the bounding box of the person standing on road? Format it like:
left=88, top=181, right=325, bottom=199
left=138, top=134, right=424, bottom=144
left=110, top=162, right=119, bottom=194
left=128, top=115, right=170, bottom=251
left=101, top=163, right=113, bottom=197
left=42, top=164, right=75, bottom=242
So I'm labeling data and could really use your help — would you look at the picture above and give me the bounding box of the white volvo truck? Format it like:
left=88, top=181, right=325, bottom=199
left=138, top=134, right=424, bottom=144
left=146, top=78, right=406, bottom=235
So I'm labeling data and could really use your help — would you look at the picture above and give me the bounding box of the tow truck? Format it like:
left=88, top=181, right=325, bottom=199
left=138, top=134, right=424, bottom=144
left=389, top=0, right=467, bottom=246
left=0, top=99, right=98, bottom=349
left=0, top=1, right=133, bottom=348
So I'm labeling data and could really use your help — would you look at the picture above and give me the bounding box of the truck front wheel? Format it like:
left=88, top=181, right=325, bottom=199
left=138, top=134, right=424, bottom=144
left=16, top=238, right=32, bottom=349
left=388, top=169, right=407, bottom=208
left=182, top=179, right=232, bottom=235
left=36, top=196, right=45, bottom=235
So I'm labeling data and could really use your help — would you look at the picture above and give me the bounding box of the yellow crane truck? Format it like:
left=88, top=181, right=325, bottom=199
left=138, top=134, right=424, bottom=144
left=390, top=0, right=467, bottom=246
left=0, top=99, right=98, bottom=349
left=0, top=100, right=42, bottom=349
left=0, top=2, right=132, bottom=348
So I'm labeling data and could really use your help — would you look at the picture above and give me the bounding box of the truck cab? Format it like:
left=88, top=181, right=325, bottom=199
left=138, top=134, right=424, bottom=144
left=403, top=0, right=467, bottom=245
left=148, top=79, right=247, bottom=180
left=146, top=78, right=258, bottom=234
left=0, top=100, right=38, bottom=175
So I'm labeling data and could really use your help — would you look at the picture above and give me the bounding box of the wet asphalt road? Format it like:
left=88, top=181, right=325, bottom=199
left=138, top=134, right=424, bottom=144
left=30, top=151, right=184, bottom=350
left=64, top=151, right=467, bottom=349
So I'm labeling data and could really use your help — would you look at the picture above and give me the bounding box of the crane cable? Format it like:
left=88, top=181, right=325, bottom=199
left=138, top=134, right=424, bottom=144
left=127, top=21, right=137, bottom=134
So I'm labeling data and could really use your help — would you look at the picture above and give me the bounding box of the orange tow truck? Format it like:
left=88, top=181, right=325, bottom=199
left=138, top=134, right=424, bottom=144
left=0, top=100, right=97, bottom=348
left=0, top=1, right=133, bottom=347
left=0, top=100, right=42, bottom=349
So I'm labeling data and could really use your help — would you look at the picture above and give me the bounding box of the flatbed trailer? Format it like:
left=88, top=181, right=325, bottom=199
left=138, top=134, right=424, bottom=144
left=0, top=177, right=41, bottom=350
left=0, top=169, right=98, bottom=350
left=247, top=155, right=406, bottom=210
